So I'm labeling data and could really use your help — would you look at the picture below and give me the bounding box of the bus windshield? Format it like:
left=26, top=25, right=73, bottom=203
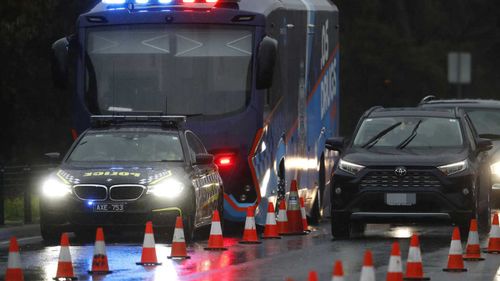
left=85, top=25, right=253, bottom=116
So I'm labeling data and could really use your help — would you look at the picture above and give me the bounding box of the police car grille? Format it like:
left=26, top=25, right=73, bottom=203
left=360, top=171, right=441, bottom=188
left=109, top=185, right=145, bottom=201
left=73, top=185, right=107, bottom=200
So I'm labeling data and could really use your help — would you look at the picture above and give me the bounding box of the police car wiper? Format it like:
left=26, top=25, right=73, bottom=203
left=397, top=120, right=422, bottom=149
left=361, top=122, right=402, bottom=149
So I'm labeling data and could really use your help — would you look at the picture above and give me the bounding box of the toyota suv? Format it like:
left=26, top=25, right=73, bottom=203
left=326, top=107, right=492, bottom=238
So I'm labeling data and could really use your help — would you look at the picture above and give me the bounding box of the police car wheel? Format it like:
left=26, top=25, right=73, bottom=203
left=40, top=224, right=62, bottom=244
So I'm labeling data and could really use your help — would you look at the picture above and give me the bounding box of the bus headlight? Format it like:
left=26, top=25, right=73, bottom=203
left=41, top=178, right=71, bottom=198
left=147, top=178, right=184, bottom=199
left=490, top=162, right=500, bottom=177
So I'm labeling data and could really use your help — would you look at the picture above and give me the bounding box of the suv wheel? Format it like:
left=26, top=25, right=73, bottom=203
left=331, top=212, right=350, bottom=239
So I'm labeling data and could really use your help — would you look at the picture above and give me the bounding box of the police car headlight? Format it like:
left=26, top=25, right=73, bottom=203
left=147, top=178, right=184, bottom=198
left=438, top=160, right=468, bottom=176
left=338, top=159, right=365, bottom=175
left=41, top=178, right=71, bottom=198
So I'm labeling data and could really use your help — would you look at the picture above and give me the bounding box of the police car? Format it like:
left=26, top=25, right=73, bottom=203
left=39, top=116, right=223, bottom=242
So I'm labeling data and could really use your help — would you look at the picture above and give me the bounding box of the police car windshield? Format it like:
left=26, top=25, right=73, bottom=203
left=85, top=25, right=253, bottom=116
left=67, top=131, right=184, bottom=163
left=353, top=117, right=464, bottom=148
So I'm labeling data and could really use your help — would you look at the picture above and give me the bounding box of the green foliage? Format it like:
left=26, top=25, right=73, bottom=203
left=4, top=195, right=40, bottom=223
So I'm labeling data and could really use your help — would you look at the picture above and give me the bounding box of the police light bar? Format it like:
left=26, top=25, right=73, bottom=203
left=102, top=0, right=239, bottom=5
left=91, top=115, right=186, bottom=128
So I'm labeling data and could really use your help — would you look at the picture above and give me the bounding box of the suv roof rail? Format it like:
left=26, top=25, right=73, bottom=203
left=90, top=115, right=186, bottom=129
left=419, top=95, right=437, bottom=104
left=364, top=106, right=384, bottom=117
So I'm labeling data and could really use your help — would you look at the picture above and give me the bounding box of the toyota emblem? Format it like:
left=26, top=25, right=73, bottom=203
left=394, top=166, right=407, bottom=177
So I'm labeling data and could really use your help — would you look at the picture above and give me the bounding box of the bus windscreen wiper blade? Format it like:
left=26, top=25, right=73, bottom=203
left=361, top=122, right=402, bottom=149
left=397, top=120, right=422, bottom=149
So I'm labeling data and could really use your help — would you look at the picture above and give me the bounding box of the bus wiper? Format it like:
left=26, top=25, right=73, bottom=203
left=397, top=120, right=422, bottom=149
left=361, top=122, right=402, bottom=149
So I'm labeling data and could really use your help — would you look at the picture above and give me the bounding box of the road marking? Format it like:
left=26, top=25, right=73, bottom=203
left=0, top=236, right=41, bottom=246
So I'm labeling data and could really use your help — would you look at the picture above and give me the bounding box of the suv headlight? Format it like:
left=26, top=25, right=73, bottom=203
left=438, top=160, right=468, bottom=176
left=147, top=178, right=184, bottom=199
left=490, top=161, right=500, bottom=177
left=338, top=159, right=365, bottom=175
left=41, top=177, right=71, bottom=198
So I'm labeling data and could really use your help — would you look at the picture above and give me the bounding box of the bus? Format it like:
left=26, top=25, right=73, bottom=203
left=52, top=0, right=340, bottom=225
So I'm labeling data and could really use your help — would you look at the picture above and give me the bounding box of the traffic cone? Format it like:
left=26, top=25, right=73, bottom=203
left=5, top=237, right=23, bottom=281
left=386, top=241, right=403, bottom=281
left=299, top=197, right=310, bottom=233
left=286, top=180, right=305, bottom=235
left=332, top=260, right=345, bottom=281
left=239, top=206, right=262, bottom=244
left=360, top=250, right=375, bottom=281
left=54, top=233, right=77, bottom=280
left=204, top=210, right=227, bottom=251
left=168, top=216, right=190, bottom=259
left=485, top=213, right=500, bottom=254
left=262, top=202, right=281, bottom=239
left=463, top=219, right=484, bottom=261
left=443, top=227, right=467, bottom=272
left=404, top=234, right=430, bottom=280
left=308, top=271, right=319, bottom=281
left=88, top=227, right=112, bottom=274
left=136, top=221, right=162, bottom=266
left=277, top=199, right=289, bottom=235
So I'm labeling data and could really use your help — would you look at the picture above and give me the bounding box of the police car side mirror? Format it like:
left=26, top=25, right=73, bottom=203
left=195, top=154, right=214, bottom=165
left=44, top=152, right=61, bottom=160
left=325, top=137, right=345, bottom=153
left=256, top=36, right=278, bottom=90
left=477, top=138, right=493, bottom=152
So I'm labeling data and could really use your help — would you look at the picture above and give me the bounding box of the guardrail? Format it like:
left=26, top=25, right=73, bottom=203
left=0, top=164, right=56, bottom=225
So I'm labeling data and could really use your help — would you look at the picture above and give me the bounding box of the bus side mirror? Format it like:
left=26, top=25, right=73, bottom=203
left=51, top=37, right=70, bottom=89
left=256, top=36, right=278, bottom=90
left=325, top=137, right=345, bottom=153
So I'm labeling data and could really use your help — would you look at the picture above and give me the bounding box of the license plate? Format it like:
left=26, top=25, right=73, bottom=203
left=93, top=203, right=126, bottom=212
left=385, top=193, right=416, bottom=206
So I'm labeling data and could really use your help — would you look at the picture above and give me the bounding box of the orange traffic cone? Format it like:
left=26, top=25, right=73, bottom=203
left=168, top=216, right=190, bottom=259
left=443, top=227, right=467, bottom=272
left=204, top=210, right=227, bottom=251
left=308, top=271, right=319, bottom=281
left=286, top=180, right=305, bottom=235
left=277, top=199, right=289, bottom=235
left=136, top=221, right=162, bottom=266
left=485, top=213, right=500, bottom=254
left=88, top=227, right=112, bottom=274
left=5, top=237, right=23, bottom=281
left=463, top=219, right=484, bottom=261
left=332, top=260, right=345, bottom=281
left=54, top=233, right=78, bottom=280
left=360, top=250, right=375, bottom=281
left=239, top=206, right=262, bottom=244
left=404, top=234, right=430, bottom=280
left=299, top=197, right=310, bottom=233
left=386, top=241, right=403, bottom=281
left=262, top=202, right=281, bottom=239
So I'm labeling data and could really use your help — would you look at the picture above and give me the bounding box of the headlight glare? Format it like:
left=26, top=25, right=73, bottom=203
left=338, top=159, right=365, bottom=175
left=41, top=178, right=71, bottom=198
left=490, top=162, right=500, bottom=177
left=438, top=160, right=468, bottom=176
left=147, top=178, right=184, bottom=198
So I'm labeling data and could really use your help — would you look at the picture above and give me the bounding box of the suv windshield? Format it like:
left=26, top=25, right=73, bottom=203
left=466, top=109, right=500, bottom=139
left=67, top=131, right=184, bottom=162
left=353, top=117, right=464, bottom=148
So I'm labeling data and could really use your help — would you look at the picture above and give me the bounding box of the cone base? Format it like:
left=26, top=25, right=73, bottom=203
left=204, top=247, right=228, bottom=251
left=136, top=262, right=162, bottom=266
left=262, top=236, right=281, bottom=239
left=53, top=277, right=78, bottom=280
left=404, top=277, right=430, bottom=280
left=239, top=240, right=262, bottom=244
left=168, top=255, right=191, bottom=259
left=442, top=268, right=467, bottom=272
left=463, top=256, right=484, bottom=261
left=88, top=270, right=112, bottom=275
left=280, top=231, right=308, bottom=236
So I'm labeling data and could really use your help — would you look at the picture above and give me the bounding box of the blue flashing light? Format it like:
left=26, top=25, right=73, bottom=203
left=87, top=201, right=94, bottom=206
left=135, top=0, right=149, bottom=3
left=102, top=0, right=126, bottom=4
left=159, top=0, right=173, bottom=3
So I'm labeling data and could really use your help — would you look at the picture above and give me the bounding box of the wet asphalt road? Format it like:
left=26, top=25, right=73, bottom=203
left=1, top=219, right=500, bottom=281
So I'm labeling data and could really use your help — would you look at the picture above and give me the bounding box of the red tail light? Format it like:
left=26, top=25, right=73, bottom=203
left=215, top=153, right=236, bottom=168
left=206, top=0, right=218, bottom=2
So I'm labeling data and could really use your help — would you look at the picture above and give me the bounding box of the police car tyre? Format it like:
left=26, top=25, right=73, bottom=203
left=40, top=224, right=62, bottom=245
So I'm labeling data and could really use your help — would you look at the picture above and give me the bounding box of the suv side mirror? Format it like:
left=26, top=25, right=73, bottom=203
left=195, top=153, right=214, bottom=165
left=325, top=137, right=345, bottom=153
left=477, top=138, right=493, bottom=152
left=256, top=36, right=278, bottom=90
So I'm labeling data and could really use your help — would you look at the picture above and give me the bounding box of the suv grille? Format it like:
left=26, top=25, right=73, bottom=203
left=73, top=185, right=107, bottom=200
left=360, top=171, right=441, bottom=188
left=109, top=185, right=145, bottom=201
